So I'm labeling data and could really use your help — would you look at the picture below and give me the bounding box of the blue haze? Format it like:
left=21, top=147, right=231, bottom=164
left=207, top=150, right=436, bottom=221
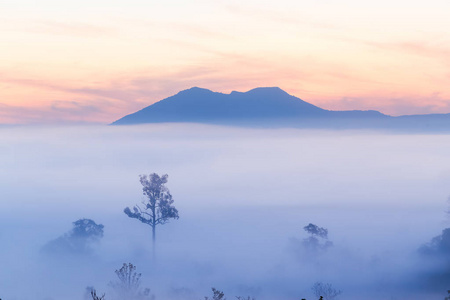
left=0, top=125, right=449, bottom=299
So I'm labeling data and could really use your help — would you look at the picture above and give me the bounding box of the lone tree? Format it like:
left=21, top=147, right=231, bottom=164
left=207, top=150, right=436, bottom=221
left=303, top=223, right=333, bottom=253
left=124, top=173, right=179, bottom=257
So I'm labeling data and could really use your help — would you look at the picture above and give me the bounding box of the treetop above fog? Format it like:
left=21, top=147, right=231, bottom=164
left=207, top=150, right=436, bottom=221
left=304, top=223, right=329, bottom=239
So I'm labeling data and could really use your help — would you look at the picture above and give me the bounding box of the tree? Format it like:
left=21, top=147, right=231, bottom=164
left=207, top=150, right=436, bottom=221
left=110, top=263, right=141, bottom=297
left=124, top=173, right=179, bottom=257
left=91, top=290, right=106, bottom=300
left=419, top=228, right=450, bottom=256
left=304, top=224, right=328, bottom=239
left=41, top=218, right=104, bottom=256
left=109, top=263, right=155, bottom=300
left=303, top=223, right=333, bottom=253
left=84, top=286, right=96, bottom=300
left=311, top=282, right=341, bottom=300
left=204, top=288, right=226, bottom=300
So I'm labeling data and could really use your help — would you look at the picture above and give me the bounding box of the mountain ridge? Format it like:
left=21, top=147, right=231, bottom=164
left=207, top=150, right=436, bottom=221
left=112, top=87, right=450, bottom=131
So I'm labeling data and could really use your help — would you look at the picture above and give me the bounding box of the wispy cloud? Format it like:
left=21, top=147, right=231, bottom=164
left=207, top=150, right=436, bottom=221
left=0, top=61, right=306, bottom=124
left=0, top=99, right=113, bottom=124
left=1, top=45, right=449, bottom=124
left=2, top=19, right=118, bottom=38
left=34, top=21, right=118, bottom=37
left=159, top=22, right=235, bottom=40
left=335, top=35, right=450, bottom=66
left=223, top=3, right=336, bottom=30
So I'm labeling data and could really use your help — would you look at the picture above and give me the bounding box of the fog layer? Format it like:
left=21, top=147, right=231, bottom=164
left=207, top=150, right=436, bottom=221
left=0, top=124, right=449, bottom=300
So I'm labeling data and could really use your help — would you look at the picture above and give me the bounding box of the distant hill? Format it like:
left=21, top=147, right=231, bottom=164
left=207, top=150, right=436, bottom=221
left=112, top=87, right=450, bottom=131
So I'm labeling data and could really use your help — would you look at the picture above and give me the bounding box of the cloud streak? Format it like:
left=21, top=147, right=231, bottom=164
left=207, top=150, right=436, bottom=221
left=0, top=100, right=110, bottom=124
left=2, top=61, right=450, bottom=124
left=32, top=20, right=118, bottom=38
left=1, top=30, right=450, bottom=124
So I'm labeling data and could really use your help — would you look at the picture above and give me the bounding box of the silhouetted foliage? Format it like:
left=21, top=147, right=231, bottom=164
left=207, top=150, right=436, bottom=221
left=109, top=263, right=155, bottom=300
left=124, top=173, right=179, bottom=257
left=91, top=289, right=105, bottom=300
left=311, top=282, right=341, bottom=300
left=72, top=219, right=104, bottom=238
left=235, top=296, right=256, bottom=300
left=304, top=224, right=328, bottom=238
left=445, top=290, right=450, bottom=300
left=417, top=228, right=450, bottom=291
left=303, top=223, right=333, bottom=253
left=420, top=228, right=450, bottom=257
left=204, top=288, right=226, bottom=300
left=84, top=286, right=96, bottom=300
left=414, top=224, right=450, bottom=291
left=41, top=218, right=104, bottom=255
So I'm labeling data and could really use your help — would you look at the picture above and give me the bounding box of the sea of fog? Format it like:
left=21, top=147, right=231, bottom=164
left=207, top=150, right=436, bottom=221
left=0, top=124, right=449, bottom=300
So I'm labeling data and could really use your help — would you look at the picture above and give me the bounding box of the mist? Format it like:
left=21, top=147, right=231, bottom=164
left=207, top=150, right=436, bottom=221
left=1, top=124, right=449, bottom=300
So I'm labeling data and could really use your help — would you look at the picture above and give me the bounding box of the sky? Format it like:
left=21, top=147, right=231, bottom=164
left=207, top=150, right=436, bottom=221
left=1, top=0, right=450, bottom=124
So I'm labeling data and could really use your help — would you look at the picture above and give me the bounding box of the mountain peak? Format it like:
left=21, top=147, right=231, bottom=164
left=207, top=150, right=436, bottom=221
left=177, top=86, right=215, bottom=95
left=230, top=87, right=287, bottom=96
left=112, top=86, right=326, bottom=125
left=111, top=86, right=450, bottom=131
left=247, top=86, right=286, bottom=93
left=245, top=87, right=291, bottom=99
left=181, top=86, right=287, bottom=97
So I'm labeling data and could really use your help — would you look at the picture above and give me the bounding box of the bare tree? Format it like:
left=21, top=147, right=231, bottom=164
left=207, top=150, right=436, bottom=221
left=109, top=263, right=155, bottom=300
left=124, top=173, right=179, bottom=258
left=84, top=286, right=96, bottom=300
left=311, top=282, right=341, bottom=300
left=91, top=289, right=105, bottom=300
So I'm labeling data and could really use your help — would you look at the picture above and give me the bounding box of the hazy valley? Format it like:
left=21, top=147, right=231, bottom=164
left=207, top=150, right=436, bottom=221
left=1, top=124, right=449, bottom=300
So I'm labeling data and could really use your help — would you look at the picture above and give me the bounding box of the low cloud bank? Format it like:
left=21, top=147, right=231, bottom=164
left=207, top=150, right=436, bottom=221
left=0, top=124, right=449, bottom=300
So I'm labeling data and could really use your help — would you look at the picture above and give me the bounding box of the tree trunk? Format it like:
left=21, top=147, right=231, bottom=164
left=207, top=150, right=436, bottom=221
left=152, top=221, right=156, bottom=261
left=152, top=202, right=156, bottom=262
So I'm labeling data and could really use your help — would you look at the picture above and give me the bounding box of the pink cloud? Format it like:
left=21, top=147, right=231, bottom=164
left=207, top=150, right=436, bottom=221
left=1, top=50, right=449, bottom=124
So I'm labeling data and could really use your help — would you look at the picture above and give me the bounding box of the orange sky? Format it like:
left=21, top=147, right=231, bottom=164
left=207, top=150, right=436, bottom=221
left=1, top=0, right=449, bottom=124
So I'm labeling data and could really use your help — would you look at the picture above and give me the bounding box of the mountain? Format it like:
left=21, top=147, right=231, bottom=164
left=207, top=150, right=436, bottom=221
left=113, top=87, right=326, bottom=125
left=111, top=87, right=450, bottom=131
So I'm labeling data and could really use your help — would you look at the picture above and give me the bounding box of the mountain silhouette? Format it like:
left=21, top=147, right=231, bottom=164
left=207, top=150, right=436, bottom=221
left=112, top=87, right=450, bottom=131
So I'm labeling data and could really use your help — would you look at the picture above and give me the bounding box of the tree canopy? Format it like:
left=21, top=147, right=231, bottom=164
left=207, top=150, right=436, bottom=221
left=124, top=173, right=179, bottom=257
left=41, top=218, right=104, bottom=256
